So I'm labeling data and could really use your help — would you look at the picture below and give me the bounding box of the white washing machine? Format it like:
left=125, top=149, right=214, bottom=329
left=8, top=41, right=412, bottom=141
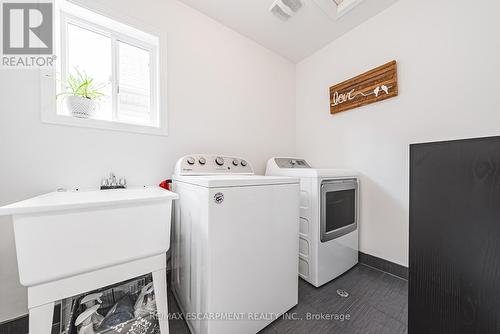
left=266, top=158, right=359, bottom=287
left=171, top=155, right=300, bottom=334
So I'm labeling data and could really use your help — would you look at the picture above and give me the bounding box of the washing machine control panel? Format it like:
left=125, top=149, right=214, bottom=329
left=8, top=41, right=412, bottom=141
left=176, top=155, right=253, bottom=175
left=274, top=158, right=311, bottom=169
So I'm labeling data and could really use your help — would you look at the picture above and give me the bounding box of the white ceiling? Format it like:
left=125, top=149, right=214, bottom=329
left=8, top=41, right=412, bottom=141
left=178, top=0, right=398, bottom=63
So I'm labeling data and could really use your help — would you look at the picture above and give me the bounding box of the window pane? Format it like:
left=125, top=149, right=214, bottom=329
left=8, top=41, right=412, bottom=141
left=117, top=41, right=151, bottom=125
left=66, top=23, right=112, bottom=120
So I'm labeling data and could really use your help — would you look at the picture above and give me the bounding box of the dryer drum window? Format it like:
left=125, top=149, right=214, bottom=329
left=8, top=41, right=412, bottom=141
left=320, top=179, right=358, bottom=242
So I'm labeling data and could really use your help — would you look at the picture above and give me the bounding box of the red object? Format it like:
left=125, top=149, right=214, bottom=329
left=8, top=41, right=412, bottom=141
left=159, top=179, right=172, bottom=191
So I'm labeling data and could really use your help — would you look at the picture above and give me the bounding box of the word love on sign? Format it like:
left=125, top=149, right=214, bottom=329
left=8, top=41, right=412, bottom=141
left=330, top=60, right=398, bottom=114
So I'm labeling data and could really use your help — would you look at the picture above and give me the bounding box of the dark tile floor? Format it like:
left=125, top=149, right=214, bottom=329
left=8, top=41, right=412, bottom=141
left=1, top=264, right=405, bottom=334
left=168, top=290, right=191, bottom=334
left=168, top=264, right=408, bottom=334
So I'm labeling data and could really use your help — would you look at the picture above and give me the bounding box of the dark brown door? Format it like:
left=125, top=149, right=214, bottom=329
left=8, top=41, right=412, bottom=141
left=409, top=136, right=500, bottom=334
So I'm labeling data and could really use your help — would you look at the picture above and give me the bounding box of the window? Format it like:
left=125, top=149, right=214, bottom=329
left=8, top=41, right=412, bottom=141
left=41, top=0, right=165, bottom=135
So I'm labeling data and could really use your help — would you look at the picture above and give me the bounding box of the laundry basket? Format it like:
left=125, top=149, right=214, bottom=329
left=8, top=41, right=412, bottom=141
left=60, top=274, right=160, bottom=334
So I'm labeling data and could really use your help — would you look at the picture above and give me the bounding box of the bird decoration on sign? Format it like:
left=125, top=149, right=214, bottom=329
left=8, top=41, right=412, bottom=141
left=360, top=85, right=392, bottom=98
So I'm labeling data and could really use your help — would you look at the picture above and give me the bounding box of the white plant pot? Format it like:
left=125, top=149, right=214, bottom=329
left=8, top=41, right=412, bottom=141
left=66, top=96, right=98, bottom=119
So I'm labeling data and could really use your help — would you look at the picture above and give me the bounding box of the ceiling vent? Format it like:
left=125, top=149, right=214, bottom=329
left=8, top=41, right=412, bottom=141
left=313, top=0, right=364, bottom=20
left=270, top=0, right=304, bottom=21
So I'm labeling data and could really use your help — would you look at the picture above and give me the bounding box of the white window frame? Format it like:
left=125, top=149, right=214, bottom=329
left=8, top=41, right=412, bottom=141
left=41, top=0, right=166, bottom=136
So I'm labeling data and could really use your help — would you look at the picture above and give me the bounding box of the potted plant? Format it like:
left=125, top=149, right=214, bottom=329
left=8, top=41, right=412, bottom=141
left=61, top=69, right=105, bottom=119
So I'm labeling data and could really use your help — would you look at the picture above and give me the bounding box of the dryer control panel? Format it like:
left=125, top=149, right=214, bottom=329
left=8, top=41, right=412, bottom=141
left=174, top=155, right=254, bottom=175
left=274, top=158, right=311, bottom=169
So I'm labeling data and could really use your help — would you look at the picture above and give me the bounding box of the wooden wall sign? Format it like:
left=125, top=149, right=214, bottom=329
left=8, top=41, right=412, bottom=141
left=330, top=60, right=398, bottom=114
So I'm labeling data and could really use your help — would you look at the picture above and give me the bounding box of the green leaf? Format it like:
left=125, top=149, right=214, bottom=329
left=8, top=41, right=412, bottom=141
left=62, top=67, right=106, bottom=100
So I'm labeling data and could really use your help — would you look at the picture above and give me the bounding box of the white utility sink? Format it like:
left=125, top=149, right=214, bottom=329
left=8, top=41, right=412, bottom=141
left=1, top=186, right=178, bottom=334
left=0, top=187, right=178, bottom=286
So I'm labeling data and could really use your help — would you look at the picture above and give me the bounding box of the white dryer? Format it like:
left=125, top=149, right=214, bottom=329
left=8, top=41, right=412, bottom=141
left=171, top=155, right=300, bottom=334
left=266, top=158, right=359, bottom=287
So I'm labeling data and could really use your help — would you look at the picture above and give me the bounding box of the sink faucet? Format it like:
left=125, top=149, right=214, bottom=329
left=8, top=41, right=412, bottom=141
left=101, top=172, right=126, bottom=190
left=110, top=172, right=117, bottom=186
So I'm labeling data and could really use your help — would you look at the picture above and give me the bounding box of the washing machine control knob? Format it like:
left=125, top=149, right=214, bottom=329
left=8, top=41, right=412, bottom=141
left=232, top=159, right=239, bottom=166
left=215, top=157, right=225, bottom=166
left=186, top=157, right=195, bottom=165
left=199, top=157, right=206, bottom=165
left=241, top=160, right=248, bottom=167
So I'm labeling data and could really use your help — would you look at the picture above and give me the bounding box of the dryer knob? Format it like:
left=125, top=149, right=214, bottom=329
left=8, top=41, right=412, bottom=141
left=241, top=160, right=248, bottom=167
left=232, top=159, right=239, bottom=166
left=199, top=157, right=206, bottom=165
left=215, top=157, right=225, bottom=166
left=186, top=157, right=195, bottom=165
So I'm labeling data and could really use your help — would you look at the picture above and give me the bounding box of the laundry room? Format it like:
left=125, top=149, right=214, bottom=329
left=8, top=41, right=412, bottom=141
left=0, top=0, right=499, bottom=333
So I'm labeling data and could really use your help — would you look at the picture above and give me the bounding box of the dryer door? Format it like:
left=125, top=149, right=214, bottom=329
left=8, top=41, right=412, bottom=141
left=320, top=179, right=358, bottom=242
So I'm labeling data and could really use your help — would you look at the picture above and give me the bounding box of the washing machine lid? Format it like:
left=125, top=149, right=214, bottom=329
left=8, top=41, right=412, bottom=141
left=173, top=175, right=299, bottom=188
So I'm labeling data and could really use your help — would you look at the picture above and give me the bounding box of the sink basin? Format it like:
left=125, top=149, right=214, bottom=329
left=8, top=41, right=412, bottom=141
left=0, top=187, right=178, bottom=287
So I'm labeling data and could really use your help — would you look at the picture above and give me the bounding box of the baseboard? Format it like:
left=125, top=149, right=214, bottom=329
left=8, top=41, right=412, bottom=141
left=0, top=304, right=60, bottom=334
left=0, top=313, right=27, bottom=327
left=0, top=315, right=28, bottom=334
left=359, top=252, right=408, bottom=280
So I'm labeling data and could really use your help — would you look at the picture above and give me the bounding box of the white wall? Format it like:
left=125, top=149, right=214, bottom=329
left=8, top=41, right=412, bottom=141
left=296, top=0, right=500, bottom=267
left=0, top=0, right=295, bottom=321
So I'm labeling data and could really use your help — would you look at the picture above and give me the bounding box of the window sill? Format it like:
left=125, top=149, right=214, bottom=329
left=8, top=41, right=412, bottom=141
left=41, top=112, right=168, bottom=136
